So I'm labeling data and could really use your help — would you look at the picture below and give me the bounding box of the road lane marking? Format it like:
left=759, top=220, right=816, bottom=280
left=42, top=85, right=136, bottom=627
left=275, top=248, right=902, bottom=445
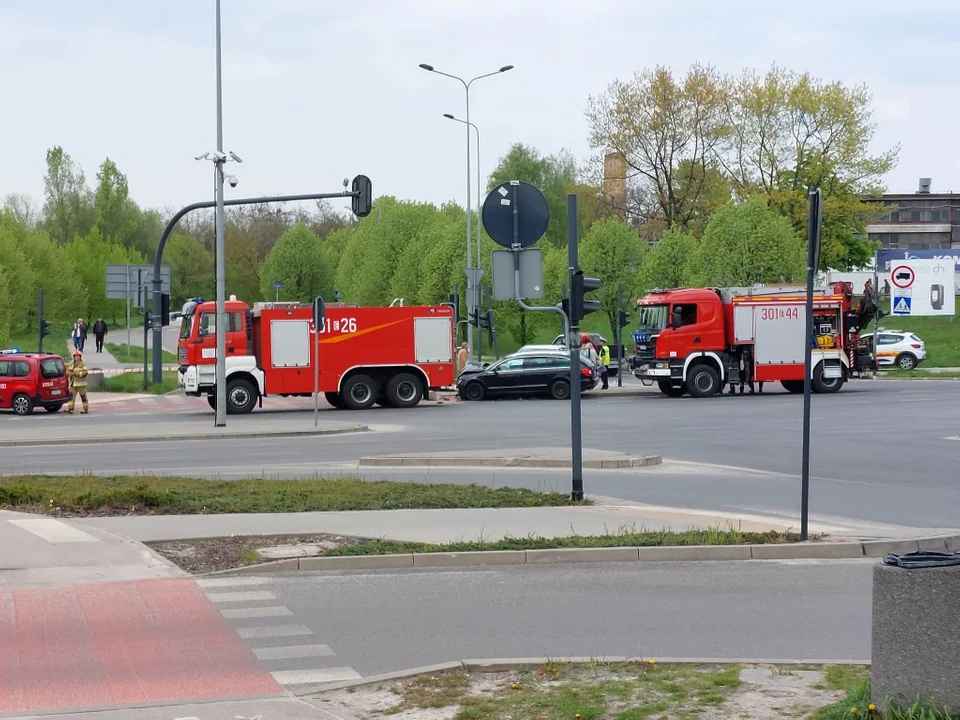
left=253, top=643, right=335, bottom=660
left=270, top=667, right=361, bottom=685
left=8, top=518, right=99, bottom=543
left=236, top=624, right=313, bottom=639
left=205, top=590, right=276, bottom=603
left=197, top=577, right=272, bottom=588
left=220, top=606, right=294, bottom=620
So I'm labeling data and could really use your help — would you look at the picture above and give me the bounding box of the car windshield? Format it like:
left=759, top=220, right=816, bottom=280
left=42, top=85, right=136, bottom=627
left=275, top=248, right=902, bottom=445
left=39, top=359, right=64, bottom=378
left=637, top=304, right=669, bottom=332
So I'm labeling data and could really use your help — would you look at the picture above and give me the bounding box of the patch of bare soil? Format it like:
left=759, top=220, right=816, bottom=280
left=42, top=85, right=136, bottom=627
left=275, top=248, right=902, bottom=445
left=147, top=533, right=366, bottom=574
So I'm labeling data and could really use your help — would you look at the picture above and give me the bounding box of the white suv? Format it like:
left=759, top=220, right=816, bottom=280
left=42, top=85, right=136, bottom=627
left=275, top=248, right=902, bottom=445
left=860, top=329, right=926, bottom=370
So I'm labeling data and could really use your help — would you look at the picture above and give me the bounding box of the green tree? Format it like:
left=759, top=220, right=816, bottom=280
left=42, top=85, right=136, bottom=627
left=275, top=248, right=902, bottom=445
left=66, top=228, right=144, bottom=323
left=687, top=196, right=805, bottom=287
left=0, top=215, right=39, bottom=333
left=725, top=66, right=895, bottom=269
left=0, top=262, right=11, bottom=347
left=578, top=218, right=646, bottom=339
left=487, top=144, right=578, bottom=248
left=259, top=224, right=324, bottom=303
left=19, top=232, right=86, bottom=327
left=93, top=158, right=139, bottom=247
left=638, top=226, right=697, bottom=293
left=167, top=233, right=214, bottom=305
left=41, top=146, right=94, bottom=245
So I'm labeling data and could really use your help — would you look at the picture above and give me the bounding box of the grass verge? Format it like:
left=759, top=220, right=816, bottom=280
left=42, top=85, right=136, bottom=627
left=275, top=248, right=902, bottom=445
left=99, top=371, right=179, bottom=394
left=876, top=301, right=960, bottom=368
left=106, top=342, right=178, bottom=364
left=322, top=525, right=799, bottom=556
left=817, top=678, right=958, bottom=719
left=0, top=475, right=581, bottom=515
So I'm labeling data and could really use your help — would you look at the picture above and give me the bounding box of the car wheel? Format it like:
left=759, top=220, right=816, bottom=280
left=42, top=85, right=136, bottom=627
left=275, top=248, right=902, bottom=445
left=780, top=380, right=804, bottom=394
left=657, top=380, right=686, bottom=397
left=463, top=381, right=485, bottom=401
left=896, top=353, right=917, bottom=371
left=46, top=403, right=64, bottom=413
left=812, top=364, right=845, bottom=394
left=685, top=364, right=720, bottom=398
left=11, top=394, right=33, bottom=416
left=549, top=379, right=571, bottom=400
left=342, top=374, right=378, bottom=410
left=225, top=379, right=258, bottom=414
left=325, top=392, right=346, bottom=409
left=386, top=373, right=423, bottom=408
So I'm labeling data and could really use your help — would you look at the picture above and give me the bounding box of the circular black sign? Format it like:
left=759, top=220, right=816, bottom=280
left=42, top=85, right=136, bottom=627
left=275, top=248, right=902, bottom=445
left=481, top=181, right=550, bottom=248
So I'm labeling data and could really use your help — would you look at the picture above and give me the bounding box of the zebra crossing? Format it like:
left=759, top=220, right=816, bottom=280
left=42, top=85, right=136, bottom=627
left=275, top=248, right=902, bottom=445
left=197, top=575, right=362, bottom=689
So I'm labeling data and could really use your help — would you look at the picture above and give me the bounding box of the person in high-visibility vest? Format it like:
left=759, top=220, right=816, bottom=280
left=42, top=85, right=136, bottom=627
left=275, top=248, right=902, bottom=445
left=597, top=339, right=611, bottom=389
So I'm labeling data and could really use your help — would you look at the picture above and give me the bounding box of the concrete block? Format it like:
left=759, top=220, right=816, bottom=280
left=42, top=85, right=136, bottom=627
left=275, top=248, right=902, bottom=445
left=946, top=535, right=960, bottom=553
left=862, top=539, right=920, bottom=558
left=298, top=554, right=414, bottom=571
left=872, top=562, right=960, bottom=713
left=635, top=545, right=752, bottom=561
left=231, top=558, right=299, bottom=573
left=524, top=547, right=640, bottom=565
left=749, top=542, right=863, bottom=560
left=916, top=536, right=950, bottom=553
left=412, top=550, right=526, bottom=568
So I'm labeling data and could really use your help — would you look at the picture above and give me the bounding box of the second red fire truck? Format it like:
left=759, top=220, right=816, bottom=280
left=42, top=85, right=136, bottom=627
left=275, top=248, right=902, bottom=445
left=630, top=283, right=877, bottom=397
left=177, top=298, right=456, bottom=413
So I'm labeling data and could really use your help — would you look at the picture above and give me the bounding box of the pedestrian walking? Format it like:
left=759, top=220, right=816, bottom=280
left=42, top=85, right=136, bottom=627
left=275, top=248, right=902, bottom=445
left=93, top=317, right=107, bottom=353
left=65, top=350, right=89, bottom=414
left=72, top=318, right=84, bottom=351
left=597, top=339, right=611, bottom=390
left=456, top=343, right=469, bottom=374
left=79, top=318, right=88, bottom=351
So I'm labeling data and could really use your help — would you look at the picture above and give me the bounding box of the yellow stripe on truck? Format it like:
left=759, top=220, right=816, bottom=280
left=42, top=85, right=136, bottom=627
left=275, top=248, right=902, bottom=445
left=318, top=319, right=406, bottom=345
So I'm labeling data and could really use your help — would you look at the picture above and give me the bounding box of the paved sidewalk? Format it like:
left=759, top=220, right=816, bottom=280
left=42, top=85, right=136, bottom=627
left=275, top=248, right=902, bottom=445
left=75, top=502, right=947, bottom=545
left=0, top=417, right=368, bottom=447
left=65, top=337, right=129, bottom=370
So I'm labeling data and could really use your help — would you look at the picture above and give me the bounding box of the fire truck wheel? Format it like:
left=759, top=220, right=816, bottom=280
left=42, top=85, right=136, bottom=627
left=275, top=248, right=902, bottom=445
left=207, top=395, right=217, bottom=410
left=549, top=379, right=571, bottom=400
left=342, top=374, right=378, bottom=410
left=657, top=380, right=686, bottom=397
left=11, top=394, right=34, bottom=416
left=386, top=373, right=423, bottom=408
left=812, top=364, right=844, bottom=394
left=325, top=392, right=347, bottom=409
left=780, top=380, right=804, bottom=394
left=685, top=364, right=720, bottom=398
left=226, top=379, right=258, bottom=414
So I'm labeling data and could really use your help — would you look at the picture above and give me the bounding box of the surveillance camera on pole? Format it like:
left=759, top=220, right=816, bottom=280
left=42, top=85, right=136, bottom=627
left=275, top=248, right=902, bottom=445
left=226, top=175, right=239, bottom=188
left=227, top=151, right=243, bottom=163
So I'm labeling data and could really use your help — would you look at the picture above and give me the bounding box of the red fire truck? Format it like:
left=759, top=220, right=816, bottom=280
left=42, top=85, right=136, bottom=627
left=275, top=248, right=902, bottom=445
left=177, top=298, right=456, bottom=413
left=629, top=283, right=877, bottom=398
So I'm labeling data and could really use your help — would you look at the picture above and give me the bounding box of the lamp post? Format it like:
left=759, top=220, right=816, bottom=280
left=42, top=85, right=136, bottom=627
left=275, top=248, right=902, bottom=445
left=419, top=62, right=513, bottom=360
left=443, top=113, right=482, bottom=351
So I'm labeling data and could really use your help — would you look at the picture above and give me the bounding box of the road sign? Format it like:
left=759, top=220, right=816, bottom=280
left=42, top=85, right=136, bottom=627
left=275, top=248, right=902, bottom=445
left=272, top=281, right=282, bottom=289
left=105, top=265, right=170, bottom=306
left=491, top=248, right=543, bottom=300
left=892, top=295, right=912, bottom=315
left=891, top=265, right=915, bottom=289
left=887, top=258, right=954, bottom=317
left=481, top=181, right=550, bottom=248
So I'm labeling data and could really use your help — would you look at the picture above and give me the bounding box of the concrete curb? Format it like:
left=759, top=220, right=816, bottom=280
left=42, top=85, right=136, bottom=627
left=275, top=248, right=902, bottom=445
left=358, top=454, right=663, bottom=469
left=0, top=424, right=369, bottom=448
left=291, top=655, right=872, bottom=696
left=196, top=532, right=960, bottom=576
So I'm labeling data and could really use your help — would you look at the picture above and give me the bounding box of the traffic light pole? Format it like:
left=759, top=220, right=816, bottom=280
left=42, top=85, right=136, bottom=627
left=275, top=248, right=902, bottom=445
left=567, top=194, right=584, bottom=501
left=151, top=188, right=362, bottom=385
left=617, top=283, right=623, bottom=388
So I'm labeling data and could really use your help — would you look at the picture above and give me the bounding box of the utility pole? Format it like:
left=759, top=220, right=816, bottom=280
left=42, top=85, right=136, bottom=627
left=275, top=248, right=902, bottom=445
left=212, top=0, right=227, bottom=427
left=567, top=195, right=583, bottom=502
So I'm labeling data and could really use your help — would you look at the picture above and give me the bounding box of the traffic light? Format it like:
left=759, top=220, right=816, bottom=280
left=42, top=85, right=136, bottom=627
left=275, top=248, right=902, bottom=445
left=351, top=175, right=372, bottom=218
left=159, top=293, right=171, bottom=326
left=618, top=309, right=631, bottom=328
left=448, top=292, right=459, bottom=322
left=569, top=270, right=602, bottom=323
left=38, top=288, right=52, bottom=352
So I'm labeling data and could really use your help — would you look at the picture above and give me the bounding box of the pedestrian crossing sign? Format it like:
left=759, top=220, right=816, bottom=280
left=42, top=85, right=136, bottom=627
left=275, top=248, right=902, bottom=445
left=892, top=296, right=912, bottom=315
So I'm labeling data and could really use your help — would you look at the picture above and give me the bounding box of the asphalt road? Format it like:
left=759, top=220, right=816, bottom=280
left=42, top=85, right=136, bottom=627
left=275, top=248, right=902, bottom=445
left=209, top=560, right=873, bottom=678
left=3, top=379, right=958, bottom=528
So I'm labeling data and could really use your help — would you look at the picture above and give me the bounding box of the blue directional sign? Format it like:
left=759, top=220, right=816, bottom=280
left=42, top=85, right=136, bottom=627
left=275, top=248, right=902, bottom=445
left=892, top=295, right=912, bottom=315
left=272, top=281, right=283, bottom=289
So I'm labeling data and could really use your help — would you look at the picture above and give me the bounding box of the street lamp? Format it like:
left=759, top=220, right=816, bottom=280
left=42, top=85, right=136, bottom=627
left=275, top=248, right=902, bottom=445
left=443, top=113, right=482, bottom=348
left=419, top=62, right=513, bottom=360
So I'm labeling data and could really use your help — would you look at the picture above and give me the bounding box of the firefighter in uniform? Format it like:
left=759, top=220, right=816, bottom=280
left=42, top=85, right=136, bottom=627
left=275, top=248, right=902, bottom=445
left=66, top=350, right=89, bottom=414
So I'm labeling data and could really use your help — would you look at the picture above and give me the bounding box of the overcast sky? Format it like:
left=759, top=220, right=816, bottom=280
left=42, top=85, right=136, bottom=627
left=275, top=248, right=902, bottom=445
left=2, top=0, right=958, bottom=218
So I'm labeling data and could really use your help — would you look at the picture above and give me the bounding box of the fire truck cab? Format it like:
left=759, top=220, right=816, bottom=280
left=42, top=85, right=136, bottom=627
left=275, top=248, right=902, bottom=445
left=177, top=298, right=455, bottom=413
left=630, top=283, right=877, bottom=398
